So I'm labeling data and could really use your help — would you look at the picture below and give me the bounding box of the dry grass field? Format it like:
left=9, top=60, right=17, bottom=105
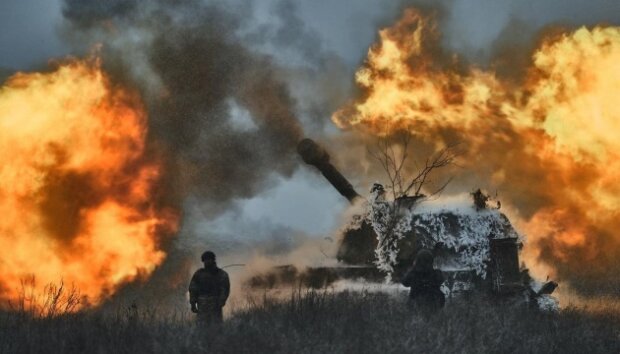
left=1, top=289, right=619, bottom=353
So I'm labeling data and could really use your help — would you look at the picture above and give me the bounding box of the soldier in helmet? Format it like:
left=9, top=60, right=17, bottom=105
left=189, top=251, right=230, bottom=325
left=401, top=249, right=445, bottom=316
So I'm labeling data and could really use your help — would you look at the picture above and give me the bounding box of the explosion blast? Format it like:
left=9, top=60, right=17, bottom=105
left=0, top=59, right=178, bottom=308
left=334, top=9, right=620, bottom=293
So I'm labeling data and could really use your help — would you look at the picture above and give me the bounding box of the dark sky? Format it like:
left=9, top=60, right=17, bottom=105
left=3, top=0, right=620, bottom=68
left=1, top=0, right=619, bottom=240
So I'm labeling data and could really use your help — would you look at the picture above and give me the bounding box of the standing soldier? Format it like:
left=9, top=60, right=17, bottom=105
left=189, top=251, right=230, bottom=325
left=401, top=249, right=445, bottom=316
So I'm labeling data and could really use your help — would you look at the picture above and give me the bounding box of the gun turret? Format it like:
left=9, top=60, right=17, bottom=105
left=297, top=138, right=361, bottom=203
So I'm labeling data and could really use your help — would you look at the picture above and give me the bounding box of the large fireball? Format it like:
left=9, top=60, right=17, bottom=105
left=0, top=59, right=178, bottom=308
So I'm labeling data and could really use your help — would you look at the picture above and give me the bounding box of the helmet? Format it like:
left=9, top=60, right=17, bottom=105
left=201, top=251, right=216, bottom=262
left=414, top=249, right=434, bottom=271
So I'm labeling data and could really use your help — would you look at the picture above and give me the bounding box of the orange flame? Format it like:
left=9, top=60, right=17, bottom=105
left=334, top=9, right=620, bottom=285
left=0, top=58, right=178, bottom=308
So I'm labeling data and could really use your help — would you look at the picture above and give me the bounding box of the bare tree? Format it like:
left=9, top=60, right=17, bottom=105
left=367, top=132, right=458, bottom=278
left=368, top=133, right=457, bottom=201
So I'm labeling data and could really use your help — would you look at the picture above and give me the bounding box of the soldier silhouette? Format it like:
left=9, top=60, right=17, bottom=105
left=189, top=251, right=230, bottom=325
left=401, top=249, right=445, bottom=316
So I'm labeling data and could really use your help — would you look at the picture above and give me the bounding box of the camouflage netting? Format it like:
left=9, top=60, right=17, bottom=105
left=357, top=192, right=521, bottom=279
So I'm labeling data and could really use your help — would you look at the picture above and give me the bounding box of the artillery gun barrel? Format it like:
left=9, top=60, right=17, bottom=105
left=297, top=138, right=361, bottom=203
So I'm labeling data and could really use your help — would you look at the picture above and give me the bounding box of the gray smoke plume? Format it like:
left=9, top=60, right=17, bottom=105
left=60, top=0, right=325, bottom=306
left=62, top=0, right=304, bottom=215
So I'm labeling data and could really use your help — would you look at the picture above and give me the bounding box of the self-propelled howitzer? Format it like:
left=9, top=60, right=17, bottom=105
left=296, top=138, right=557, bottom=306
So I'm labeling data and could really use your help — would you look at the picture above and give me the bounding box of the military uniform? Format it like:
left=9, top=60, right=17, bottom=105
left=402, top=249, right=445, bottom=315
left=402, top=268, right=445, bottom=311
left=189, top=267, right=230, bottom=324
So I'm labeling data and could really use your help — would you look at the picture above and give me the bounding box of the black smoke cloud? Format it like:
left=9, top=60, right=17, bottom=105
left=63, top=0, right=138, bottom=26
left=60, top=0, right=324, bottom=306
left=62, top=0, right=304, bottom=215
